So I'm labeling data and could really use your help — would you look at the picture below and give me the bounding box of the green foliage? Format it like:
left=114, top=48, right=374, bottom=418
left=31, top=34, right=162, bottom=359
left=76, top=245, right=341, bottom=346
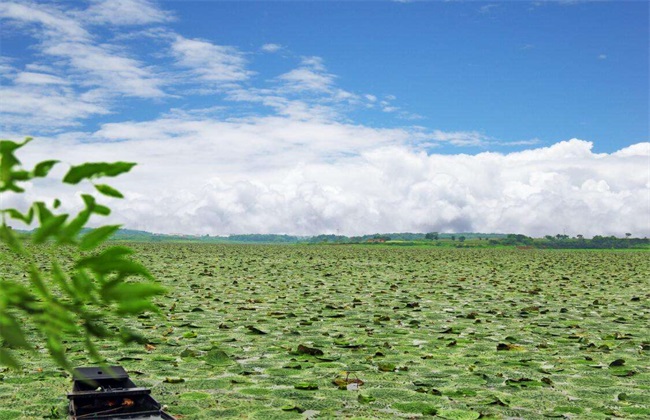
left=0, top=138, right=166, bottom=370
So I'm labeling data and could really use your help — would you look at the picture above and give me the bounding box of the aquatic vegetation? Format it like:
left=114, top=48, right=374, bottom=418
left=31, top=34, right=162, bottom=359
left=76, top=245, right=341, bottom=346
left=0, top=244, right=648, bottom=418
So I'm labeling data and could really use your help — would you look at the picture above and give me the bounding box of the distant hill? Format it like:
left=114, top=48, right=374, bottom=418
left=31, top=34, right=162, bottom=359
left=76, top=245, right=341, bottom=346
left=13, top=228, right=646, bottom=248
left=106, top=230, right=507, bottom=244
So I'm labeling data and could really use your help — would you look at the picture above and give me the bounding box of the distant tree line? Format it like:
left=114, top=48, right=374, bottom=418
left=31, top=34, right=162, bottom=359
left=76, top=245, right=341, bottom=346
left=487, top=233, right=649, bottom=249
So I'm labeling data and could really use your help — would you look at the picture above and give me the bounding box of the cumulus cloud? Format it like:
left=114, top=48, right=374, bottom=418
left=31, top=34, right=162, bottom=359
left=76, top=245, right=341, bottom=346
left=3, top=1, right=647, bottom=240
left=11, top=126, right=650, bottom=238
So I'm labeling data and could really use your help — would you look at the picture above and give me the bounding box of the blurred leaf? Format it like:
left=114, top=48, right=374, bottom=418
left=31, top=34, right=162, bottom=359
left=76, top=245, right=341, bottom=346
left=45, top=336, right=71, bottom=371
left=94, top=184, right=124, bottom=198
left=51, top=262, right=77, bottom=300
left=120, top=327, right=148, bottom=344
left=71, top=270, right=96, bottom=302
left=76, top=247, right=151, bottom=279
left=33, top=202, right=54, bottom=225
left=0, top=224, right=23, bottom=254
left=0, top=348, right=20, bottom=369
left=32, top=160, right=58, bottom=177
left=85, top=319, right=112, bottom=339
left=79, top=225, right=121, bottom=250
left=93, top=205, right=111, bottom=216
left=11, top=170, right=31, bottom=181
left=63, top=162, right=136, bottom=184
left=53, top=198, right=61, bottom=208
left=29, top=266, right=49, bottom=298
left=3, top=208, right=34, bottom=224
left=116, top=299, right=160, bottom=315
left=102, top=282, right=165, bottom=302
left=0, top=312, right=32, bottom=349
left=32, top=214, right=68, bottom=243
left=81, top=194, right=96, bottom=209
left=60, top=209, right=91, bottom=240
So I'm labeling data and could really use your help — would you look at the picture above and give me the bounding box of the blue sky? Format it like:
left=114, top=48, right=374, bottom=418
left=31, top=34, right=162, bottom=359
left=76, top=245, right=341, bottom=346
left=164, top=0, right=649, bottom=152
left=1, top=0, right=648, bottom=236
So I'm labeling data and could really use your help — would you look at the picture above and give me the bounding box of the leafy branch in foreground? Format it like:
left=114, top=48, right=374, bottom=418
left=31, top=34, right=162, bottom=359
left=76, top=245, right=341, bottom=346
left=0, top=137, right=166, bottom=370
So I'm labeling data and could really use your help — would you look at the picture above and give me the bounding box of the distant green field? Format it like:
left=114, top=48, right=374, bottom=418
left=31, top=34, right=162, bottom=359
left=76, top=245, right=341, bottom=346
left=1, top=244, right=649, bottom=419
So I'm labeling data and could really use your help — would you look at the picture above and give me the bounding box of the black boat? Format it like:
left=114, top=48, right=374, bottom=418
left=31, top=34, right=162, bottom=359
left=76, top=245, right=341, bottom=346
left=67, top=366, right=174, bottom=419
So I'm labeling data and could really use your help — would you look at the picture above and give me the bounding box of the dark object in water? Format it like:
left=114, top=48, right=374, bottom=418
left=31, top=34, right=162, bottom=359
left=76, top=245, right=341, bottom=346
left=67, top=366, right=174, bottom=419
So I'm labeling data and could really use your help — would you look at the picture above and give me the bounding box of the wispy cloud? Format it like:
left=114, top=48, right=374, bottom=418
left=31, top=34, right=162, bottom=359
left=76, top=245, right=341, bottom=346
left=171, top=35, right=253, bottom=85
left=479, top=4, right=498, bottom=14
left=81, top=0, right=174, bottom=26
left=0, top=1, right=89, bottom=40
left=278, top=56, right=336, bottom=93
left=261, top=43, right=284, bottom=53
left=14, top=71, right=70, bottom=85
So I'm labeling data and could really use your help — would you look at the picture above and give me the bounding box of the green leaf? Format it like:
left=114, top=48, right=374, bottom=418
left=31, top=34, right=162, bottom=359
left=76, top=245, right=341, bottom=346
left=0, top=281, right=35, bottom=308
left=0, top=224, right=23, bottom=254
left=34, top=202, right=54, bottom=224
left=101, top=282, right=166, bottom=303
left=358, top=394, right=375, bottom=404
left=93, top=204, right=111, bottom=216
left=438, top=409, right=481, bottom=420
left=63, top=162, right=136, bottom=184
left=294, top=382, right=319, bottom=390
left=45, top=336, right=72, bottom=371
left=32, top=214, right=68, bottom=243
left=32, top=160, right=58, bottom=177
left=59, top=209, right=91, bottom=240
left=120, top=327, right=148, bottom=344
left=84, top=336, right=104, bottom=363
left=11, top=170, right=31, bottom=181
left=94, top=184, right=124, bottom=198
left=81, top=194, right=96, bottom=209
left=79, top=255, right=152, bottom=279
left=53, top=198, right=61, bottom=209
left=205, top=348, right=232, bottom=365
left=51, top=262, right=76, bottom=300
left=0, top=139, right=30, bottom=193
left=393, top=402, right=438, bottom=416
left=3, top=208, right=34, bottom=224
left=71, top=270, right=96, bottom=302
left=0, top=312, right=32, bottom=349
left=29, top=266, right=50, bottom=299
left=0, top=348, right=20, bottom=369
left=116, top=299, right=160, bottom=315
left=79, top=225, right=121, bottom=250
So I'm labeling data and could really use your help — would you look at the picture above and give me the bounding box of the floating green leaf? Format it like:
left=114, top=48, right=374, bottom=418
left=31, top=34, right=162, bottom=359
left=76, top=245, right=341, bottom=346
left=63, top=162, right=136, bottom=184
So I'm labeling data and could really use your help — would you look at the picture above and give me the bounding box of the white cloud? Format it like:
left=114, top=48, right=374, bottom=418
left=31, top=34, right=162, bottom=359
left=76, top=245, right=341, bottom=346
left=82, top=0, right=173, bottom=26
left=261, top=43, right=283, bottom=53
left=0, top=2, right=164, bottom=106
left=171, top=35, right=252, bottom=85
left=0, top=84, right=109, bottom=129
left=278, top=57, right=336, bottom=93
left=0, top=1, right=89, bottom=41
left=12, top=120, right=650, bottom=238
left=14, top=71, right=69, bottom=85
left=43, top=41, right=165, bottom=97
